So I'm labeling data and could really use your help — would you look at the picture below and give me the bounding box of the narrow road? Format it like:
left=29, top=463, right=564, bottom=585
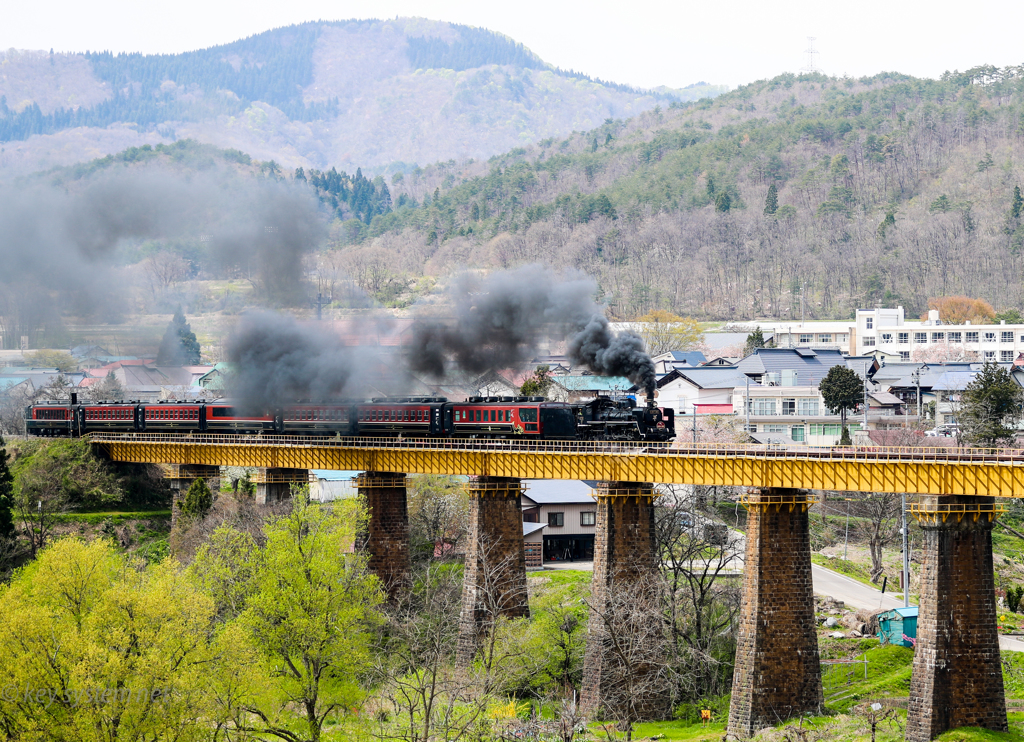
left=811, top=562, right=1024, bottom=652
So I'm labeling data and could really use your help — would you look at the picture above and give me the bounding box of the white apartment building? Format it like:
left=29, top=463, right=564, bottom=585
left=768, top=322, right=854, bottom=353
left=855, top=307, right=1024, bottom=362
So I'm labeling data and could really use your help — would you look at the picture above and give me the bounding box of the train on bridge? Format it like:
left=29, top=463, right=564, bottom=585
left=26, top=394, right=675, bottom=442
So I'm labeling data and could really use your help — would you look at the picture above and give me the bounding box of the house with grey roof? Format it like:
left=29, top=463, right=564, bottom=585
left=548, top=375, right=635, bottom=402
left=655, top=367, right=749, bottom=416
left=652, top=350, right=707, bottom=374
left=521, top=480, right=597, bottom=563
left=731, top=348, right=875, bottom=445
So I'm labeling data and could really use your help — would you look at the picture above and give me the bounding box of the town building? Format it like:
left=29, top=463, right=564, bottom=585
left=521, top=480, right=597, bottom=563
left=854, top=307, right=1024, bottom=361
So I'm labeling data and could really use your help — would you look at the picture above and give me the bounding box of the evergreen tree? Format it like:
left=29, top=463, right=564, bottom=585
left=157, top=307, right=201, bottom=365
left=959, top=363, right=1024, bottom=447
left=714, top=191, right=731, bottom=213
left=743, top=328, right=766, bottom=357
left=180, top=478, right=213, bottom=520
left=763, top=183, right=778, bottom=215
left=878, top=211, right=896, bottom=238
left=819, top=366, right=864, bottom=444
left=705, top=175, right=716, bottom=201
left=1012, top=185, right=1022, bottom=220
left=0, top=432, right=14, bottom=541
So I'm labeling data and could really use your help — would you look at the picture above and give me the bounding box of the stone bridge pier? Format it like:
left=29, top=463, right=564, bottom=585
left=906, top=495, right=1007, bottom=741
left=457, top=477, right=530, bottom=667
left=727, top=487, right=822, bottom=738
left=254, top=468, right=308, bottom=504
left=356, top=472, right=410, bottom=596
left=581, top=481, right=663, bottom=719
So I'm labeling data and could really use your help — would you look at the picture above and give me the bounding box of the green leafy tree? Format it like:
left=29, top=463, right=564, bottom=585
left=819, top=366, right=864, bottom=443
left=743, top=328, right=766, bottom=357
left=977, top=152, right=995, bottom=172
left=24, top=350, right=78, bottom=372
left=157, top=306, right=201, bottom=365
left=181, top=478, right=214, bottom=521
left=226, top=494, right=383, bottom=742
left=763, top=183, right=778, bottom=215
left=995, top=308, right=1024, bottom=324
left=520, top=365, right=553, bottom=397
left=959, top=363, right=1024, bottom=447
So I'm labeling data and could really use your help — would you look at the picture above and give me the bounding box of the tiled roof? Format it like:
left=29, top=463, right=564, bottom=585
left=522, top=480, right=596, bottom=505
left=735, top=348, right=850, bottom=386
left=523, top=522, right=547, bottom=537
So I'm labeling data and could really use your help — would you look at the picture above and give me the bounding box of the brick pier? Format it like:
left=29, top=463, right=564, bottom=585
left=254, top=467, right=307, bottom=504
left=580, top=482, right=663, bottom=719
left=727, top=488, right=822, bottom=738
left=906, top=495, right=1007, bottom=741
left=456, top=477, right=529, bottom=667
left=356, top=472, right=410, bottom=595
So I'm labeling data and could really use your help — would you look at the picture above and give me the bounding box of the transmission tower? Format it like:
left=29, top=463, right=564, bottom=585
left=801, top=37, right=820, bottom=74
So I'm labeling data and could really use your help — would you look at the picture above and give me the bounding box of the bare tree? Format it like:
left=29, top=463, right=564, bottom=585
left=14, top=460, right=69, bottom=558
left=371, top=562, right=487, bottom=742
left=407, top=475, right=470, bottom=562
left=656, top=487, right=742, bottom=705
left=586, top=573, right=671, bottom=742
left=859, top=493, right=904, bottom=583
left=0, top=384, right=32, bottom=435
left=142, top=251, right=190, bottom=296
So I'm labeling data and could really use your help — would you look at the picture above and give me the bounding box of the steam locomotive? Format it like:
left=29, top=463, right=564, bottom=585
left=26, top=394, right=675, bottom=442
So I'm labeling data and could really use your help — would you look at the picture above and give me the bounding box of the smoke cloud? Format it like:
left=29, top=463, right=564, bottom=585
left=225, top=311, right=407, bottom=415
left=0, top=168, right=324, bottom=348
left=409, top=265, right=657, bottom=397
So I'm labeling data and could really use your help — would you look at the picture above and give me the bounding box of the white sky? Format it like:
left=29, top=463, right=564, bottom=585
left=3, top=0, right=1020, bottom=91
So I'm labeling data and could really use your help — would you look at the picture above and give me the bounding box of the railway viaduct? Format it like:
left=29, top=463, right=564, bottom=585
left=90, top=433, right=1020, bottom=741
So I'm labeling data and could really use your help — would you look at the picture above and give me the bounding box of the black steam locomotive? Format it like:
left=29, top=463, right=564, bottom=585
left=26, top=394, right=674, bottom=442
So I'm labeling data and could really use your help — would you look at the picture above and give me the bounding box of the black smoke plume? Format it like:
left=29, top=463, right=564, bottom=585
left=409, top=265, right=657, bottom=397
left=225, top=311, right=399, bottom=415
left=0, top=169, right=323, bottom=348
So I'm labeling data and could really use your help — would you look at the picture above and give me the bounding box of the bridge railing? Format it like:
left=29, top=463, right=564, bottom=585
left=83, top=432, right=1024, bottom=465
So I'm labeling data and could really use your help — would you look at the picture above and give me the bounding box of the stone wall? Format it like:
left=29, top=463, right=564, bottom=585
left=727, top=488, right=822, bottom=738
left=906, top=495, right=1007, bottom=741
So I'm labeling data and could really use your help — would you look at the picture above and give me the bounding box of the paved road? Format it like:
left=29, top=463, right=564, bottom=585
left=810, top=561, right=1024, bottom=652
left=539, top=555, right=1024, bottom=652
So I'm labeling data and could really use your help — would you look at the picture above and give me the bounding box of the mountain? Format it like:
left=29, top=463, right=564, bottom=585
left=0, top=19, right=724, bottom=177
left=331, top=66, right=1024, bottom=320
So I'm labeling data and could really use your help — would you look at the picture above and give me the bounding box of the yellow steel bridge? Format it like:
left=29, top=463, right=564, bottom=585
left=87, top=433, right=1024, bottom=497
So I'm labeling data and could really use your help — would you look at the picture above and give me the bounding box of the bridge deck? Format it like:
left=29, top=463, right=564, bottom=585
left=87, top=433, right=1024, bottom=497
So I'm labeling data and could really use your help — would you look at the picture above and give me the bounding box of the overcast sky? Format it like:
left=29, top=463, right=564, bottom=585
left=4, top=0, right=1020, bottom=91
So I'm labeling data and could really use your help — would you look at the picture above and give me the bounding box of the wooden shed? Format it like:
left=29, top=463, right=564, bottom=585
left=877, top=606, right=918, bottom=647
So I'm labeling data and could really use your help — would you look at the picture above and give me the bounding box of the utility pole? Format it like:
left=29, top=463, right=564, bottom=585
left=745, top=376, right=751, bottom=434
left=863, top=369, right=869, bottom=431
left=844, top=498, right=850, bottom=560
left=692, top=405, right=697, bottom=444
left=901, top=493, right=910, bottom=607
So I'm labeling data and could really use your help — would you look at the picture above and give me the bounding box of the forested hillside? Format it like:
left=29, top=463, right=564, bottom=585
left=0, top=19, right=724, bottom=176
left=340, top=66, right=1024, bottom=320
